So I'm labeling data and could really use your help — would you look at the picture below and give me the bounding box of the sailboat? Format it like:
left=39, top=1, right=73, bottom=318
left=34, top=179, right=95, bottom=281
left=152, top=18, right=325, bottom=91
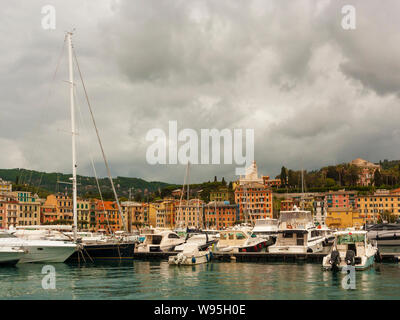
left=39, top=32, right=135, bottom=262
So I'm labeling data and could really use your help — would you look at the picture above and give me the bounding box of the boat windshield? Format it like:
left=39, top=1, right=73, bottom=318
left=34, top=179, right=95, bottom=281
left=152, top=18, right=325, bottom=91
left=337, top=234, right=365, bottom=244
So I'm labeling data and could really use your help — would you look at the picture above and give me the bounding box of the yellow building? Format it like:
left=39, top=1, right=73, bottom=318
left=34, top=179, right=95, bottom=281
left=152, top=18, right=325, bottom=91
left=210, top=187, right=234, bottom=203
left=77, top=199, right=90, bottom=230
left=43, top=194, right=73, bottom=224
left=148, top=202, right=160, bottom=228
left=148, top=199, right=177, bottom=229
left=14, top=191, right=41, bottom=226
left=325, top=208, right=365, bottom=229
left=0, top=179, right=12, bottom=193
left=175, top=199, right=204, bottom=228
left=356, top=189, right=400, bottom=222
left=17, top=201, right=41, bottom=226
left=121, top=201, right=148, bottom=231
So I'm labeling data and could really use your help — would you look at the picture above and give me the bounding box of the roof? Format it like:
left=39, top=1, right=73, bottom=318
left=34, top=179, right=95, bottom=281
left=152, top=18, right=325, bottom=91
left=334, top=230, right=367, bottom=235
left=95, top=200, right=117, bottom=211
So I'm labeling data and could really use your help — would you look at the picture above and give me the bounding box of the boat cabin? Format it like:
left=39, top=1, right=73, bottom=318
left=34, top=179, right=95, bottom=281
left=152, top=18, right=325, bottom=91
left=219, top=230, right=252, bottom=246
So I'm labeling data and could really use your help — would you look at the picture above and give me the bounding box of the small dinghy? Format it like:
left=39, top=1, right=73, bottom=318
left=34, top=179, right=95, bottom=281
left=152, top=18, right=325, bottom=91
left=168, top=244, right=212, bottom=266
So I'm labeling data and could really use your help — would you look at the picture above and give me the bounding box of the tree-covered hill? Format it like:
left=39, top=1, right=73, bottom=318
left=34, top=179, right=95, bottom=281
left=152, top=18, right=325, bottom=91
left=0, top=168, right=171, bottom=199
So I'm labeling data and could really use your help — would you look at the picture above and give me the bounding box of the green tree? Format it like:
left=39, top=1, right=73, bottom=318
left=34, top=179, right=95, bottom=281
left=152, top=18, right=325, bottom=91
left=374, top=170, right=383, bottom=187
left=280, top=166, right=288, bottom=186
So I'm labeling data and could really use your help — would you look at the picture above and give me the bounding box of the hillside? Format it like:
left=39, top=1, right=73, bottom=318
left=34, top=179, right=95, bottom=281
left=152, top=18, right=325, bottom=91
left=0, top=168, right=172, bottom=200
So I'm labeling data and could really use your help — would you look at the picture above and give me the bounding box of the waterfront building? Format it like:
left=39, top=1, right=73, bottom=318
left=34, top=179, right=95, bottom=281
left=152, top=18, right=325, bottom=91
left=0, top=202, right=5, bottom=228
left=94, top=200, right=121, bottom=233
left=325, top=190, right=356, bottom=209
left=43, top=194, right=73, bottom=224
left=235, top=182, right=273, bottom=221
left=350, top=158, right=380, bottom=186
left=12, top=191, right=38, bottom=203
left=148, top=202, right=160, bottom=228
left=235, top=161, right=273, bottom=221
left=17, top=201, right=40, bottom=226
left=313, top=194, right=327, bottom=225
left=210, top=187, right=234, bottom=203
left=0, top=179, right=12, bottom=194
left=4, top=199, right=18, bottom=228
left=262, top=176, right=282, bottom=188
left=356, top=189, right=400, bottom=223
left=280, top=199, right=294, bottom=211
left=325, top=207, right=365, bottom=229
left=204, top=201, right=238, bottom=230
left=77, top=199, right=90, bottom=231
left=41, top=203, right=57, bottom=225
left=121, top=201, right=148, bottom=231
left=175, top=199, right=204, bottom=228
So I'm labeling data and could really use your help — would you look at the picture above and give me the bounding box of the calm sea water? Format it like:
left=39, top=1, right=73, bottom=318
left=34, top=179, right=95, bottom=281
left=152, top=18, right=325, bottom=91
left=0, top=258, right=400, bottom=299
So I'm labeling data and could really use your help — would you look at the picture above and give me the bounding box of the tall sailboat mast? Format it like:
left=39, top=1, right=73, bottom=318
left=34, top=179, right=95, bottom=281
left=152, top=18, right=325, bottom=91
left=67, top=31, right=78, bottom=242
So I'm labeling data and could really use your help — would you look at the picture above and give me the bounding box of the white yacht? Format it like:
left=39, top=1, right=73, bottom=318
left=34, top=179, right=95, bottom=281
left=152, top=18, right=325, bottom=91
left=169, top=244, right=212, bottom=265
left=136, top=231, right=184, bottom=252
left=0, top=231, right=77, bottom=263
left=251, top=218, right=278, bottom=244
left=367, top=223, right=400, bottom=246
left=269, top=206, right=325, bottom=254
left=0, top=246, right=25, bottom=266
left=216, top=228, right=268, bottom=253
left=174, top=232, right=218, bottom=252
left=322, top=230, right=378, bottom=271
left=318, top=224, right=335, bottom=246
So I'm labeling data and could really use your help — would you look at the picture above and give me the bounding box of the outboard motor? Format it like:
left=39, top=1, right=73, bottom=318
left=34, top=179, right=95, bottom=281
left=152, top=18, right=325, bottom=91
left=329, top=250, right=341, bottom=269
left=345, top=250, right=355, bottom=266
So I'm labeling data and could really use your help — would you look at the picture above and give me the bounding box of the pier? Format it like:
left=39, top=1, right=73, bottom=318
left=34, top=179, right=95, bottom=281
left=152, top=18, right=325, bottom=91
left=132, top=251, right=400, bottom=263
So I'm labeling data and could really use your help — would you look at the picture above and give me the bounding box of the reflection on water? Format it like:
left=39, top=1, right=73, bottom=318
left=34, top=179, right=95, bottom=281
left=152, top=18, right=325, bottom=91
left=0, top=260, right=399, bottom=299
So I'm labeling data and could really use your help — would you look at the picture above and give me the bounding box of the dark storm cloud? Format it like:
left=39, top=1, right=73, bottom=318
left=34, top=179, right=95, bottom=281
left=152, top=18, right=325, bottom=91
left=1, top=0, right=400, bottom=184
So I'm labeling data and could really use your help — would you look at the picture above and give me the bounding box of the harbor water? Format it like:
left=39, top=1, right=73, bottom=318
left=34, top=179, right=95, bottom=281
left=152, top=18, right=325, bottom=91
left=1, top=258, right=400, bottom=299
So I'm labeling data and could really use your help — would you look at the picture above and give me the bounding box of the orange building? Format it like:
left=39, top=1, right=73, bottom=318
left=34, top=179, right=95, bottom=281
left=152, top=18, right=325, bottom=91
left=42, top=194, right=73, bottom=224
left=204, top=201, right=238, bottom=230
left=95, top=200, right=123, bottom=233
left=0, top=201, right=9, bottom=229
left=235, top=182, right=273, bottom=220
left=262, top=176, right=282, bottom=188
left=41, top=204, right=57, bottom=224
left=280, top=199, right=294, bottom=211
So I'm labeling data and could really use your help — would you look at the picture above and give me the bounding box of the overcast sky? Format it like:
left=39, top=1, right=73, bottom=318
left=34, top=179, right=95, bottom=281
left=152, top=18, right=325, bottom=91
left=1, top=0, right=399, bottom=184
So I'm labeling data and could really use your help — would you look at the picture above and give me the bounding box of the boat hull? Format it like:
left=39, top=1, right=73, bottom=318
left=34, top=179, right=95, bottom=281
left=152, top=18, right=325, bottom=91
left=322, top=255, right=375, bottom=271
left=0, top=250, right=25, bottom=266
left=169, top=251, right=212, bottom=265
left=19, top=244, right=77, bottom=263
left=269, top=241, right=324, bottom=254
left=66, top=242, right=136, bottom=262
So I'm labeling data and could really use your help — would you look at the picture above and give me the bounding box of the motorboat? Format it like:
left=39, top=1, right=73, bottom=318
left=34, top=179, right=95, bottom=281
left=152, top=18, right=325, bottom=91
left=251, top=218, right=278, bottom=244
left=216, top=228, right=268, bottom=253
left=0, top=231, right=77, bottom=263
left=136, top=231, right=184, bottom=252
left=168, top=244, right=212, bottom=265
left=269, top=206, right=325, bottom=254
left=322, top=230, right=379, bottom=271
left=367, top=223, right=400, bottom=246
left=318, top=224, right=335, bottom=246
left=0, top=246, right=25, bottom=266
left=174, top=232, right=218, bottom=252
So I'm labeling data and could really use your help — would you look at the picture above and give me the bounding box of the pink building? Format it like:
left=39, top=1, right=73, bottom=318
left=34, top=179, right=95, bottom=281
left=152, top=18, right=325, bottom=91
left=325, top=190, right=356, bottom=209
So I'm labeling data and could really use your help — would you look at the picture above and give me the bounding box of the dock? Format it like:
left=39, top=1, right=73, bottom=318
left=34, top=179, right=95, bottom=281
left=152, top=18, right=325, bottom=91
left=132, top=251, right=400, bottom=263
